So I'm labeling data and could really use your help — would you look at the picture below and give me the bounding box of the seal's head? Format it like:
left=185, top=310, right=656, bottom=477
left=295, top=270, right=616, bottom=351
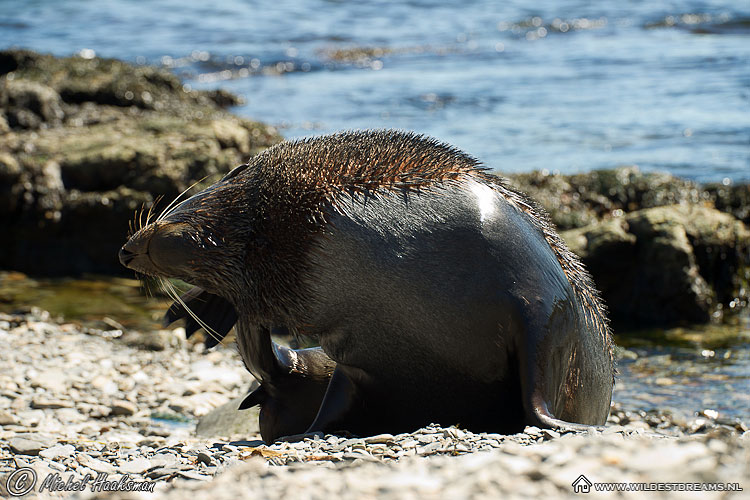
left=118, top=165, right=258, bottom=299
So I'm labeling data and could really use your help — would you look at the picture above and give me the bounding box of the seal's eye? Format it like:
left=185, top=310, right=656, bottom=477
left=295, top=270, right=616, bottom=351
left=222, top=163, right=251, bottom=181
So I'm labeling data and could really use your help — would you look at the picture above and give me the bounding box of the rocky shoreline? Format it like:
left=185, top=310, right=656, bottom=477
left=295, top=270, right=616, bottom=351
left=2, top=49, right=749, bottom=329
left=0, top=310, right=748, bottom=499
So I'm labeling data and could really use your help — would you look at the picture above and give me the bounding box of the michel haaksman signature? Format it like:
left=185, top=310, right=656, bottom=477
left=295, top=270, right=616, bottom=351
left=4, top=467, right=156, bottom=495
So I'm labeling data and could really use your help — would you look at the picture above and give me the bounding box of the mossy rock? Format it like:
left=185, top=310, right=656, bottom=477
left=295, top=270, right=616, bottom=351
left=0, top=49, right=281, bottom=276
left=563, top=205, right=750, bottom=328
left=506, top=166, right=710, bottom=230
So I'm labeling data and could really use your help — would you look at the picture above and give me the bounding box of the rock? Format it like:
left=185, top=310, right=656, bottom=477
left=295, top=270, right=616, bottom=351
left=0, top=48, right=282, bottom=276
left=146, top=467, right=179, bottom=480
left=118, top=457, right=152, bottom=474
left=29, top=368, right=68, bottom=393
left=0, top=410, right=19, bottom=425
left=39, top=444, right=76, bottom=459
left=212, top=119, right=251, bottom=154
left=506, top=166, right=706, bottom=231
left=150, top=453, right=180, bottom=468
left=9, top=435, right=53, bottom=455
left=0, top=79, right=65, bottom=129
left=196, top=451, right=214, bottom=466
left=0, top=152, right=22, bottom=213
left=121, top=329, right=179, bottom=351
left=705, top=183, right=750, bottom=224
left=90, top=375, right=119, bottom=395
left=30, top=398, right=74, bottom=409
left=364, top=434, right=395, bottom=444
left=110, top=400, right=138, bottom=416
left=177, top=470, right=211, bottom=481
left=562, top=204, right=750, bottom=326
left=541, top=429, right=560, bottom=440
left=524, top=426, right=542, bottom=437
left=76, top=454, right=117, bottom=474
left=195, top=394, right=260, bottom=438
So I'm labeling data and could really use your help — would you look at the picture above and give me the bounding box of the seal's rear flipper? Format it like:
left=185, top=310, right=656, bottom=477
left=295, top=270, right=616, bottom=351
left=304, top=365, right=362, bottom=435
left=529, top=397, right=605, bottom=433
left=163, top=286, right=238, bottom=348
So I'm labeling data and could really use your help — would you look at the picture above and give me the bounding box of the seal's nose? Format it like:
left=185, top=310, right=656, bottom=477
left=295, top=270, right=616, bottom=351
left=119, top=246, right=136, bottom=266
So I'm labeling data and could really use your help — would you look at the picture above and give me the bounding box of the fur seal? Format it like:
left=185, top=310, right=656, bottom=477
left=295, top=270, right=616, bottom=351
left=120, top=130, right=615, bottom=443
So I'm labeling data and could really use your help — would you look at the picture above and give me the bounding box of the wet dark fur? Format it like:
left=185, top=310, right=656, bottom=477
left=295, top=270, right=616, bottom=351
left=124, top=130, right=614, bottom=443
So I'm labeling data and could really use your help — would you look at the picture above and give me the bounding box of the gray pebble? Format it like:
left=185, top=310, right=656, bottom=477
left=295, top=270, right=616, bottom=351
left=417, top=441, right=443, bottom=455
left=197, top=451, right=214, bottom=466
left=110, top=400, right=138, bottom=416
left=146, top=467, right=179, bottom=479
left=399, top=439, right=419, bottom=449
left=541, top=429, right=560, bottom=440
left=39, top=444, right=76, bottom=459
left=0, top=410, right=19, bottom=425
left=30, top=398, right=74, bottom=409
left=150, top=452, right=179, bottom=468
left=118, top=457, right=153, bottom=474
left=364, top=433, right=395, bottom=444
left=178, top=470, right=211, bottom=481
left=77, top=454, right=117, bottom=474
left=9, top=436, right=47, bottom=455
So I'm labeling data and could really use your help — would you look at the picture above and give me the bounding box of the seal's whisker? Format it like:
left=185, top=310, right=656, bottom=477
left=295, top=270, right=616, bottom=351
left=145, top=200, right=155, bottom=227
left=137, top=203, right=147, bottom=232
left=142, top=276, right=158, bottom=299
left=165, top=280, right=225, bottom=346
left=136, top=272, right=152, bottom=298
left=146, top=195, right=164, bottom=226
left=157, top=176, right=209, bottom=223
left=132, top=209, right=139, bottom=235
left=161, top=278, right=225, bottom=346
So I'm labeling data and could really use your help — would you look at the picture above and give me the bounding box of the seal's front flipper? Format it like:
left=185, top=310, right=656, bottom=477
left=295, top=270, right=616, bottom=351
left=163, top=286, right=237, bottom=348
left=239, top=385, right=267, bottom=410
left=305, top=365, right=362, bottom=435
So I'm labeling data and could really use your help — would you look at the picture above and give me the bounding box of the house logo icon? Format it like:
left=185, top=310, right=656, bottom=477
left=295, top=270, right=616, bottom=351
left=572, top=475, right=592, bottom=493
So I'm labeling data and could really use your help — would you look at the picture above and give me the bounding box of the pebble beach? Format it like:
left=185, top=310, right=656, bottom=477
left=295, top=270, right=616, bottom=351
left=1, top=310, right=748, bottom=499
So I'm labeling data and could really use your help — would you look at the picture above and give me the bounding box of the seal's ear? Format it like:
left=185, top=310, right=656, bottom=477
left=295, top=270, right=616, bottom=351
left=163, top=286, right=238, bottom=348
left=239, top=386, right=267, bottom=409
left=221, top=162, right=251, bottom=181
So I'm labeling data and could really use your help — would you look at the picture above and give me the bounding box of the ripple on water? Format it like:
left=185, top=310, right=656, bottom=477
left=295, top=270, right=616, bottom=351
left=614, top=319, right=750, bottom=421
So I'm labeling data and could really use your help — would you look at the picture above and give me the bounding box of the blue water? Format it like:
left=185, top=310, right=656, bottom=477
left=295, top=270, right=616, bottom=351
left=2, top=1, right=749, bottom=182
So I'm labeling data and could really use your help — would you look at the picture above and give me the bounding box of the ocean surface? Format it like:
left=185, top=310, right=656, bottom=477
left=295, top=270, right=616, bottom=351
left=1, top=0, right=748, bottom=182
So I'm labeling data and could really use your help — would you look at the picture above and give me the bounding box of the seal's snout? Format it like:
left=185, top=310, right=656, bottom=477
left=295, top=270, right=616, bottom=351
left=120, top=221, right=204, bottom=278
left=118, top=246, right=136, bottom=266
left=119, top=225, right=159, bottom=275
left=119, top=230, right=150, bottom=270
